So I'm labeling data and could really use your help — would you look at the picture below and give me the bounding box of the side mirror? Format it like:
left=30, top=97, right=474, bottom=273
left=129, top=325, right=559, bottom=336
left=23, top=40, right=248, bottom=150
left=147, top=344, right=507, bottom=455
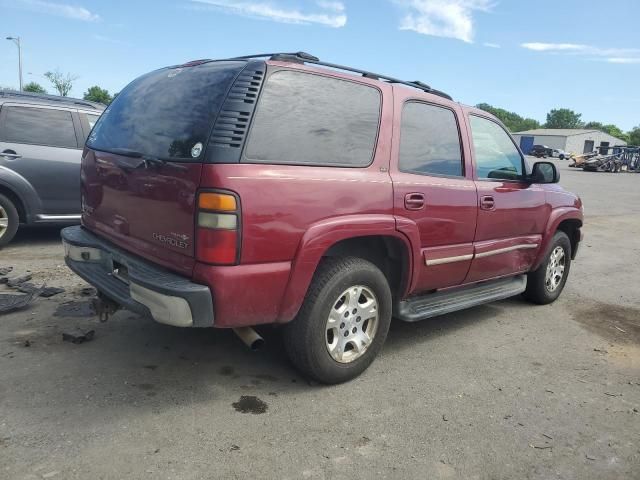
left=530, top=161, right=560, bottom=184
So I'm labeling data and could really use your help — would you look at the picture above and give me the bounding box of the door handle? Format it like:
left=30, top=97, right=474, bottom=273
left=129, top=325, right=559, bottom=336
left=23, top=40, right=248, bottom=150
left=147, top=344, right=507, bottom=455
left=404, top=192, right=425, bottom=210
left=1, top=150, right=21, bottom=159
left=480, top=195, right=495, bottom=210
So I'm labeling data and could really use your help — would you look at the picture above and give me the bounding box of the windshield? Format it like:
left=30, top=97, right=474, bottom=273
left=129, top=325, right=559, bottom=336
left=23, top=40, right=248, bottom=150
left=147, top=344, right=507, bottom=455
left=87, top=61, right=244, bottom=161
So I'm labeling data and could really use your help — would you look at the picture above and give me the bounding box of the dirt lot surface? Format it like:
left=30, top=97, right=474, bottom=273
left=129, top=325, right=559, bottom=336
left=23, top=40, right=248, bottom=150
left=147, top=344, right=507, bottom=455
left=1, top=160, right=639, bottom=479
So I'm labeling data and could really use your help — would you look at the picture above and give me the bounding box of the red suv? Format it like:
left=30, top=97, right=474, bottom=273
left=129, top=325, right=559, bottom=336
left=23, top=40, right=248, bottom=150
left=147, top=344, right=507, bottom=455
left=62, top=52, right=583, bottom=384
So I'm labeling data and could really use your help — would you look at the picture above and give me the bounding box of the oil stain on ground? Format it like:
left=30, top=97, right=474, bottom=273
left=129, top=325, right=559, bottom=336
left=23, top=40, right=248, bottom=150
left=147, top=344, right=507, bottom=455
left=572, top=301, right=640, bottom=344
left=232, top=395, right=268, bottom=414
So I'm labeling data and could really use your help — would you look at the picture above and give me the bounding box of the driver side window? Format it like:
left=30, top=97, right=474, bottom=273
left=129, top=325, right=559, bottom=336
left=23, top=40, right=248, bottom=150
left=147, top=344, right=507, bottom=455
left=470, top=115, right=524, bottom=180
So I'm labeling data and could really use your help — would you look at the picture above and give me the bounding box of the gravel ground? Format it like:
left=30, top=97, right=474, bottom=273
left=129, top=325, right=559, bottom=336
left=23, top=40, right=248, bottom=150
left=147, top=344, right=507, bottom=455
left=1, top=160, right=638, bottom=479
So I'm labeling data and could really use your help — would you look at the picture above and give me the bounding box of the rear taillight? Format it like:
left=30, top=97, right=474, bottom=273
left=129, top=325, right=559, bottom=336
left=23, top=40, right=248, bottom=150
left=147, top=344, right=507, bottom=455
left=196, top=191, right=240, bottom=265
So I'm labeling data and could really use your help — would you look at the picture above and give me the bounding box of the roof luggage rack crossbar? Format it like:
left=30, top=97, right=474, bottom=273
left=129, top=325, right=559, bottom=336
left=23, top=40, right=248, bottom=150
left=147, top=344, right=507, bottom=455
left=227, top=51, right=453, bottom=100
left=0, top=90, right=102, bottom=109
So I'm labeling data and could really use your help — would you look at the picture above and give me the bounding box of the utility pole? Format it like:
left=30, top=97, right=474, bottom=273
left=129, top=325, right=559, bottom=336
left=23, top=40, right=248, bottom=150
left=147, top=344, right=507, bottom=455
left=6, top=36, right=23, bottom=91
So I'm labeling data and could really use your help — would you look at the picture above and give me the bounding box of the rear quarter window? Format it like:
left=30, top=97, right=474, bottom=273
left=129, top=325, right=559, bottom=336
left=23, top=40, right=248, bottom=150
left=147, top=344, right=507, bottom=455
left=244, top=70, right=381, bottom=167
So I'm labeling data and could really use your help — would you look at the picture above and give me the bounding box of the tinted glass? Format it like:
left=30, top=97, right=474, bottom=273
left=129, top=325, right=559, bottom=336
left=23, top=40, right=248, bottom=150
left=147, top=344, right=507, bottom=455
left=87, top=61, right=245, bottom=160
left=399, top=102, right=462, bottom=176
left=1, top=106, right=77, bottom=148
left=245, top=70, right=381, bottom=167
left=470, top=116, right=523, bottom=180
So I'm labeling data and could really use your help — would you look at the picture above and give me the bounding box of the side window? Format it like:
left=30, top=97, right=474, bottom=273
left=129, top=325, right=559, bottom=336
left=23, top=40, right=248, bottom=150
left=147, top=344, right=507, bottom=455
left=1, top=106, right=77, bottom=148
left=470, top=115, right=523, bottom=180
left=399, top=102, right=463, bottom=177
left=245, top=70, right=381, bottom=167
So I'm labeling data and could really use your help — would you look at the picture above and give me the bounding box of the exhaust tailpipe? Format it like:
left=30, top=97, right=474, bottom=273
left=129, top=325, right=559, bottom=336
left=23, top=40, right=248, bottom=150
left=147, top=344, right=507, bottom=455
left=233, top=327, right=265, bottom=351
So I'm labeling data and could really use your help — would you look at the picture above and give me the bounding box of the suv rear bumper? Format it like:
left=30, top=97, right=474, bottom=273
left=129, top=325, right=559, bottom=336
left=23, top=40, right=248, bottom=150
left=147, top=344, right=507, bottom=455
left=61, top=226, right=214, bottom=327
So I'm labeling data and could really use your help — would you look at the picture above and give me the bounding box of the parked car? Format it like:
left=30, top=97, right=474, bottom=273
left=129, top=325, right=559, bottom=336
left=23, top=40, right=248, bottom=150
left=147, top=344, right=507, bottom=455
left=551, top=148, right=569, bottom=160
left=62, top=52, right=583, bottom=384
left=529, top=144, right=552, bottom=158
left=0, top=91, right=104, bottom=246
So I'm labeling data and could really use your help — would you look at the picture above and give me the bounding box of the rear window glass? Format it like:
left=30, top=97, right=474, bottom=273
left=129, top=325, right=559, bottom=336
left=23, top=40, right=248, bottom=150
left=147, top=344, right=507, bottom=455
left=244, top=70, right=381, bottom=167
left=87, top=61, right=245, bottom=160
left=1, top=106, right=77, bottom=148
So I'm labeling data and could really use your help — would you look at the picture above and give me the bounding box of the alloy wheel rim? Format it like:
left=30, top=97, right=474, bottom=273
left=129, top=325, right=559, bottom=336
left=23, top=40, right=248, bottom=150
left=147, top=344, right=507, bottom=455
left=325, top=285, right=379, bottom=364
left=0, top=206, right=8, bottom=239
left=545, top=246, right=566, bottom=292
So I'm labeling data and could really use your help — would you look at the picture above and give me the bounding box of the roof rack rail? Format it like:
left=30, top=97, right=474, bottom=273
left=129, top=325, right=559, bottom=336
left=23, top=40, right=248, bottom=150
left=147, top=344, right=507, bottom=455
left=0, top=90, right=102, bottom=109
left=228, top=51, right=452, bottom=100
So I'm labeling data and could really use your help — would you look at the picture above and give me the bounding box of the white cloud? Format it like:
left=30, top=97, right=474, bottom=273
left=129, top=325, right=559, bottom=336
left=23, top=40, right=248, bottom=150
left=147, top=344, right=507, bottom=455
left=19, top=0, right=100, bottom=21
left=521, top=42, right=640, bottom=64
left=483, top=42, right=500, bottom=48
left=607, top=57, right=640, bottom=64
left=395, top=0, right=493, bottom=43
left=521, top=42, right=587, bottom=52
left=190, top=0, right=347, bottom=28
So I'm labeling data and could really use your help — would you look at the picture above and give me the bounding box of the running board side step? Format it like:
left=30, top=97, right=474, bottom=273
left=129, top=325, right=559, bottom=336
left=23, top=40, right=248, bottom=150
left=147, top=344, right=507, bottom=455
left=395, top=275, right=527, bottom=322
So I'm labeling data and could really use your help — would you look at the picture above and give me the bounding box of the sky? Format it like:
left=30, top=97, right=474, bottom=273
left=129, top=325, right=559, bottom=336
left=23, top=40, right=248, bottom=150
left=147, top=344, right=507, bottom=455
left=1, top=0, right=639, bottom=130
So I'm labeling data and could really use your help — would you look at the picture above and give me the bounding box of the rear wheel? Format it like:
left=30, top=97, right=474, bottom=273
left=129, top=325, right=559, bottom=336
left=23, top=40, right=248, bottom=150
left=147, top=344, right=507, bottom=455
left=0, top=194, right=19, bottom=248
left=283, top=257, right=392, bottom=384
left=523, top=231, right=571, bottom=305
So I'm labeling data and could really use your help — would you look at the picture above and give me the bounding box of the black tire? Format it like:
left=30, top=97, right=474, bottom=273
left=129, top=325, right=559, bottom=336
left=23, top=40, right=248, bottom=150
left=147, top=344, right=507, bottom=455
left=283, top=257, right=392, bottom=384
left=0, top=193, right=19, bottom=248
left=523, top=231, right=571, bottom=305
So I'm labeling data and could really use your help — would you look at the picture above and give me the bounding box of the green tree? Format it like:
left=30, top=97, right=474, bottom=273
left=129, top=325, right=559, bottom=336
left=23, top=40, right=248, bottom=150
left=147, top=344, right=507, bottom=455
left=583, top=121, right=629, bottom=142
left=628, top=126, right=640, bottom=146
left=602, top=125, right=629, bottom=143
left=23, top=82, right=47, bottom=94
left=544, top=108, right=583, bottom=129
left=518, top=117, right=541, bottom=132
left=475, top=103, right=541, bottom=132
left=584, top=121, right=604, bottom=130
left=83, top=85, right=112, bottom=105
left=44, top=69, right=78, bottom=96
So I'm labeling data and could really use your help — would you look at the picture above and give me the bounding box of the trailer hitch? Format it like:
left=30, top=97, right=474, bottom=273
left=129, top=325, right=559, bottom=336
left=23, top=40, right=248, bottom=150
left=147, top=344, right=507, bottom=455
left=92, top=294, right=120, bottom=322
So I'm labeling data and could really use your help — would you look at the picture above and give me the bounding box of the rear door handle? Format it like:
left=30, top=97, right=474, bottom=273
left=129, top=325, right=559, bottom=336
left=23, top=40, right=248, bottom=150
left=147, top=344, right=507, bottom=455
left=480, top=195, right=495, bottom=210
left=404, top=193, right=425, bottom=210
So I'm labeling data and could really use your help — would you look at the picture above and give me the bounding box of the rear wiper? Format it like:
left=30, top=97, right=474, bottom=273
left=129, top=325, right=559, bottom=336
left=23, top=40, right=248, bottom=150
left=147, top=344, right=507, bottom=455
left=140, top=156, right=167, bottom=168
left=109, top=148, right=167, bottom=169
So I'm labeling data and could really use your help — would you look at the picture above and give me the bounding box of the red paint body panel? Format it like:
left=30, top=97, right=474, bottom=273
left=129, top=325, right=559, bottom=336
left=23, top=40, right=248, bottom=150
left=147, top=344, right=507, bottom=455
left=192, top=261, right=291, bottom=327
left=421, top=243, right=475, bottom=290
left=81, top=148, right=201, bottom=276
left=465, top=235, right=541, bottom=283
left=468, top=180, right=548, bottom=282
left=276, top=215, right=409, bottom=322
left=389, top=90, right=478, bottom=292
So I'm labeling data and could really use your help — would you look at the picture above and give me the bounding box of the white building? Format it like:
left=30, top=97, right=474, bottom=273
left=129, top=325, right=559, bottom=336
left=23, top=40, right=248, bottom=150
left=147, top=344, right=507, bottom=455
left=512, top=129, right=627, bottom=155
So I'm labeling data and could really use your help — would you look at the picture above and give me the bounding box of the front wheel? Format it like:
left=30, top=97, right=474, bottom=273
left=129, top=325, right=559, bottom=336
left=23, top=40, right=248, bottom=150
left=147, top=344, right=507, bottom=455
left=523, top=231, right=571, bottom=305
left=283, top=257, right=392, bottom=384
